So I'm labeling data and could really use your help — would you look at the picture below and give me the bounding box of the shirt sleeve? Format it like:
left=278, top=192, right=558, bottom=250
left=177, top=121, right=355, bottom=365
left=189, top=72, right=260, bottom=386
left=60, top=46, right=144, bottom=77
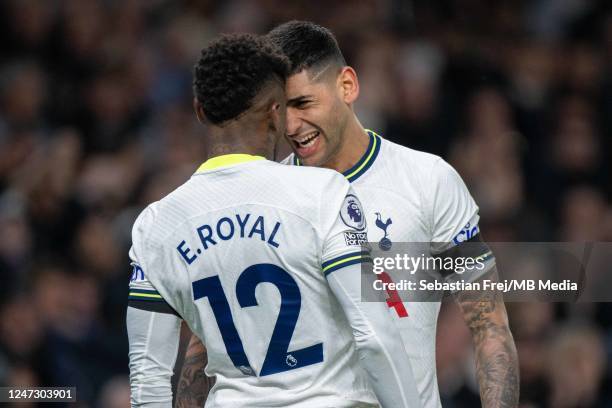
left=320, top=183, right=372, bottom=277
left=427, top=158, right=480, bottom=254
left=320, top=182, right=422, bottom=406
left=127, top=206, right=182, bottom=407
left=327, top=263, right=422, bottom=407
left=127, top=306, right=181, bottom=407
left=128, top=261, right=180, bottom=316
left=425, top=159, right=496, bottom=283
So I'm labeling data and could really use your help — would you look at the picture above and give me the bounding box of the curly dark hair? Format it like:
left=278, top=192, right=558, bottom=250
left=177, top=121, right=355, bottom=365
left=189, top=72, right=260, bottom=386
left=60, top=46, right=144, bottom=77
left=193, top=34, right=289, bottom=125
left=267, top=21, right=346, bottom=75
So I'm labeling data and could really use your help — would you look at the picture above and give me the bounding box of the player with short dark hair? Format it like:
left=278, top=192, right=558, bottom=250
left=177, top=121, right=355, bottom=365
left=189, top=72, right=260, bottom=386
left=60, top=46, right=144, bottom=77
left=127, top=33, right=422, bottom=407
left=192, top=33, right=289, bottom=125
left=270, top=20, right=520, bottom=408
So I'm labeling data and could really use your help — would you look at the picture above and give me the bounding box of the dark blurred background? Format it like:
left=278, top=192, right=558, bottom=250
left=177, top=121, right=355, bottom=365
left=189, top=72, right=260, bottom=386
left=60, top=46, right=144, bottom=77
left=0, top=0, right=610, bottom=407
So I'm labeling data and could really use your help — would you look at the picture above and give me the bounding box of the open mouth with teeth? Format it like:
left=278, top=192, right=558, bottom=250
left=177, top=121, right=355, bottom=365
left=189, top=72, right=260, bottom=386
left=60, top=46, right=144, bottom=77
left=292, top=130, right=321, bottom=158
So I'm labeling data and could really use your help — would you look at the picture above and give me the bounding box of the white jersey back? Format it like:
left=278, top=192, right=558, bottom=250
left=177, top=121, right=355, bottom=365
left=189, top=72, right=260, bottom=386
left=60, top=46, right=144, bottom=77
left=129, top=158, right=378, bottom=408
left=284, top=130, right=482, bottom=408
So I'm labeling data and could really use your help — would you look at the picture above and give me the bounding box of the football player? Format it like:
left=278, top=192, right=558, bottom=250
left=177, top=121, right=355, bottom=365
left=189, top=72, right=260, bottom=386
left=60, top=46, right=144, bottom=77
left=269, top=21, right=519, bottom=408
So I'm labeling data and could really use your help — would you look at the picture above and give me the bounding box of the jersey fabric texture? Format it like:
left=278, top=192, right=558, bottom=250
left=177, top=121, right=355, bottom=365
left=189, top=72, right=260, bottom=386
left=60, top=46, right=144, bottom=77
left=129, top=156, right=380, bottom=407
left=284, top=130, right=485, bottom=408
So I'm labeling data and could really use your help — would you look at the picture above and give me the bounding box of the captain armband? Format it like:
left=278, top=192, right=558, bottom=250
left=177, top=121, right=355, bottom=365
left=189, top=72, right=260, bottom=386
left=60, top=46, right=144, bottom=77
left=434, top=233, right=495, bottom=279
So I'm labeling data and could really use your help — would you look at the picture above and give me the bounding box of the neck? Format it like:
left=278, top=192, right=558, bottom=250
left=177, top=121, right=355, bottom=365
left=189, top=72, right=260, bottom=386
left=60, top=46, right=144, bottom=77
left=206, top=120, right=275, bottom=160
left=323, top=116, right=369, bottom=173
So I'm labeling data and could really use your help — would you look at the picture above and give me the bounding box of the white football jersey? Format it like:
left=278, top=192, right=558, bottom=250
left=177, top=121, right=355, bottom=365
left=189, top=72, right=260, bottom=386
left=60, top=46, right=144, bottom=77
left=129, top=155, right=379, bottom=408
left=284, top=130, right=482, bottom=408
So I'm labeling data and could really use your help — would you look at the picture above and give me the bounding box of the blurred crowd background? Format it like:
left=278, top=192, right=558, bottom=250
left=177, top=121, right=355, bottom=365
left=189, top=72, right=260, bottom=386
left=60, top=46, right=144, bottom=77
left=0, top=0, right=610, bottom=407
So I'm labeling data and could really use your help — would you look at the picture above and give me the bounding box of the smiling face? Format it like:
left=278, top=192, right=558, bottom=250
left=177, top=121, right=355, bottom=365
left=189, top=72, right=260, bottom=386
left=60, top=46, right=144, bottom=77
left=284, top=68, right=350, bottom=167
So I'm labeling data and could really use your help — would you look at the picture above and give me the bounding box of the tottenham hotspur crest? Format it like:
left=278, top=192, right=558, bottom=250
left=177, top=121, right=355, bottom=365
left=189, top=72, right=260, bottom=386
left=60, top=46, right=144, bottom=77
left=375, top=212, right=393, bottom=251
left=340, top=194, right=366, bottom=231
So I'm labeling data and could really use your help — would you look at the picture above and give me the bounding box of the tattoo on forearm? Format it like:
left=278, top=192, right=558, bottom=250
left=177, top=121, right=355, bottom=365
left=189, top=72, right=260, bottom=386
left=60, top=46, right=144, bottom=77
left=456, top=269, right=519, bottom=408
left=175, top=335, right=215, bottom=408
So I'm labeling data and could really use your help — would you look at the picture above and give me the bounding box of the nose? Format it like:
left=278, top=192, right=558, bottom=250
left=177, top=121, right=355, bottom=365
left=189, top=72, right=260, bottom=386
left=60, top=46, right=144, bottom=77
left=286, top=107, right=301, bottom=136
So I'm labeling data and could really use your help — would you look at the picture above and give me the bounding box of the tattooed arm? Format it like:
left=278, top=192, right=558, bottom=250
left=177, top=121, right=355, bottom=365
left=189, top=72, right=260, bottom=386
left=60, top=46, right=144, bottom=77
left=175, top=334, right=215, bottom=408
left=455, top=267, right=519, bottom=408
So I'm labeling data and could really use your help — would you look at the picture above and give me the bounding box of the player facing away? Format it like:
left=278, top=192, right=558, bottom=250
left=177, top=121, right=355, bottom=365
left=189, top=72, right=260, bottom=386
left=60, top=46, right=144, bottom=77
left=176, top=22, right=519, bottom=408
left=126, top=34, right=422, bottom=407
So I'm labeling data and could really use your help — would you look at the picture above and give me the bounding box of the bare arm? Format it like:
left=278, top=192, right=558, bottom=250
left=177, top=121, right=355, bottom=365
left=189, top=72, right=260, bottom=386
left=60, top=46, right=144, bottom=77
left=455, top=268, right=519, bottom=408
left=175, top=334, right=215, bottom=408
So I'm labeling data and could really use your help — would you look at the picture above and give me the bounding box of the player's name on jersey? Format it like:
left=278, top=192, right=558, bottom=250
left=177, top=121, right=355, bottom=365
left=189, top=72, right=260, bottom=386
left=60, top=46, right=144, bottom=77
left=176, top=213, right=281, bottom=265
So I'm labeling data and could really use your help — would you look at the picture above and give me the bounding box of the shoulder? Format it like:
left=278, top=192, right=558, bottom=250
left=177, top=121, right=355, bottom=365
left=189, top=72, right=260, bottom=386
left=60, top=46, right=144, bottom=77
left=130, top=178, right=197, bottom=245
left=259, top=161, right=352, bottom=233
left=276, top=154, right=347, bottom=194
left=380, top=138, right=442, bottom=175
left=130, top=201, right=160, bottom=251
left=265, top=160, right=350, bottom=198
left=375, top=138, right=472, bottom=207
left=376, top=138, right=457, bottom=196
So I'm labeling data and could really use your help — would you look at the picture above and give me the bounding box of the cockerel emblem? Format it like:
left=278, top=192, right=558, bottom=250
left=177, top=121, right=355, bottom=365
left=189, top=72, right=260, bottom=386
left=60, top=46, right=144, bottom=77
left=375, top=212, right=392, bottom=251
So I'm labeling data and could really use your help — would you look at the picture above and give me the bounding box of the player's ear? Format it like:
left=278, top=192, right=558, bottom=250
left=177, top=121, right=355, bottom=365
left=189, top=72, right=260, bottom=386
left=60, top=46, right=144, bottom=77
left=338, top=66, right=359, bottom=105
left=268, top=97, right=286, bottom=138
left=265, top=79, right=287, bottom=136
left=193, top=97, right=207, bottom=124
